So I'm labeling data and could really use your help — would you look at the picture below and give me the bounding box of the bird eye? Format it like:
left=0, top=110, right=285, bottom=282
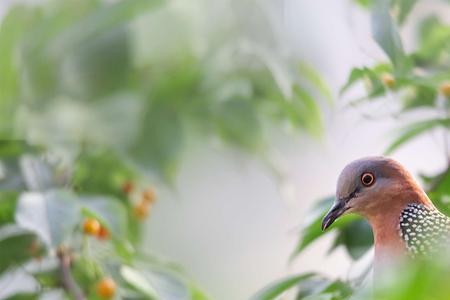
left=361, top=172, right=375, bottom=187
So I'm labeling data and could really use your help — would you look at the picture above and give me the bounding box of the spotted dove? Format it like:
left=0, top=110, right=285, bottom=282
left=322, top=157, right=450, bottom=265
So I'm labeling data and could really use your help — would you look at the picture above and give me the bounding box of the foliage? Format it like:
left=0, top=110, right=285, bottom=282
left=0, top=0, right=329, bottom=299
left=0, top=0, right=329, bottom=180
left=252, top=0, right=450, bottom=299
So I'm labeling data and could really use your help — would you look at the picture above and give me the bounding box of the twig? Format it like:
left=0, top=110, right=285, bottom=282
left=57, top=246, right=86, bottom=300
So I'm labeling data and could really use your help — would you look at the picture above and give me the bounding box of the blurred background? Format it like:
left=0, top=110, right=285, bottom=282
left=0, top=0, right=450, bottom=300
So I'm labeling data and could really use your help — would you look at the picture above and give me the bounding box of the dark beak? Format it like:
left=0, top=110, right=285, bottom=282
left=321, top=201, right=347, bottom=231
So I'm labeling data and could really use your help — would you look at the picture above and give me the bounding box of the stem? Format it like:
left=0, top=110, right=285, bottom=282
left=57, top=247, right=86, bottom=300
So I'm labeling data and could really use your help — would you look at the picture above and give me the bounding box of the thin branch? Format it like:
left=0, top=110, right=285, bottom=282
left=57, top=246, right=86, bottom=300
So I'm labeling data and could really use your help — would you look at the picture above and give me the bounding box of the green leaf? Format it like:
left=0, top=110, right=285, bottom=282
left=0, top=141, right=36, bottom=158
left=415, top=16, right=450, bottom=68
left=121, top=266, right=159, bottom=300
left=297, top=62, right=333, bottom=105
left=290, top=196, right=364, bottom=260
left=371, top=0, right=408, bottom=74
left=402, top=84, right=437, bottom=110
left=301, top=294, right=334, bottom=300
left=290, top=197, right=334, bottom=260
left=0, top=192, right=19, bottom=225
left=51, top=0, right=164, bottom=55
left=340, top=66, right=386, bottom=99
left=330, top=219, right=373, bottom=260
left=296, top=277, right=353, bottom=300
left=250, top=273, right=316, bottom=300
left=292, top=86, right=323, bottom=138
left=0, top=229, right=42, bottom=275
left=0, top=159, right=26, bottom=191
left=15, top=190, right=80, bottom=247
left=214, top=98, right=263, bottom=150
left=62, top=25, right=131, bottom=99
left=32, top=268, right=61, bottom=288
left=353, top=0, right=374, bottom=8
left=393, top=0, right=419, bottom=25
left=2, top=293, right=39, bottom=300
left=0, top=6, right=33, bottom=138
left=385, top=118, right=450, bottom=154
left=127, top=103, right=184, bottom=181
left=72, top=149, right=137, bottom=200
left=72, top=256, right=103, bottom=291
left=189, top=285, right=212, bottom=300
left=422, top=168, right=450, bottom=216
left=340, top=68, right=366, bottom=95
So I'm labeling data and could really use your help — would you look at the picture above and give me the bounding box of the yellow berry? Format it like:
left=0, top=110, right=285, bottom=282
left=122, top=181, right=134, bottom=195
left=96, top=277, right=116, bottom=299
left=382, top=73, right=395, bottom=88
left=83, top=218, right=100, bottom=236
left=142, top=187, right=156, bottom=204
left=440, top=82, right=450, bottom=97
left=97, top=225, right=110, bottom=240
left=134, top=202, right=150, bottom=220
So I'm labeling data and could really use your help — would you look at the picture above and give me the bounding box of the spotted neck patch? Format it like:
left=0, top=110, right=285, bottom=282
left=399, top=203, right=450, bottom=257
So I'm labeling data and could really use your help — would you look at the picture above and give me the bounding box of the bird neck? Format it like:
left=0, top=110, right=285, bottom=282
left=364, top=185, right=433, bottom=265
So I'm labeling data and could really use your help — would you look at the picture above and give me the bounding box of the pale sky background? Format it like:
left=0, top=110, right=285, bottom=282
left=0, top=0, right=448, bottom=300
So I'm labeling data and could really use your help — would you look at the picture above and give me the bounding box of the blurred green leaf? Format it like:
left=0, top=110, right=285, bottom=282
left=414, top=16, right=450, bottom=68
left=371, top=0, right=409, bottom=74
left=146, top=270, right=192, bottom=300
left=402, top=84, right=437, bottom=110
left=297, top=278, right=353, bottom=300
left=72, top=256, right=103, bottom=291
left=290, top=196, right=334, bottom=260
left=15, top=190, right=80, bottom=247
left=292, top=86, right=323, bottom=137
left=72, top=149, right=137, bottom=199
left=330, top=219, right=373, bottom=260
left=340, top=67, right=386, bottom=99
left=0, top=230, right=42, bottom=275
left=127, top=103, right=184, bottom=181
left=51, top=0, right=164, bottom=54
left=62, top=26, right=131, bottom=99
left=385, top=118, right=450, bottom=154
left=2, top=293, right=39, bottom=300
left=393, top=0, right=418, bottom=25
left=0, top=159, right=26, bottom=191
left=353, top=0, right=374, bottom=8
left=252, top=273, right=353, bottom=300
left=121, top=266, right=159, bottom=300
left=0, top=141, right=35, bottom=158
left=114, top=239, right=136, bottom=263
left=422, top=168, right=450, bottom=216
left=298, top=62, right=333, bottom=105
left=0, top=192, right=19, bottom=225
left=189, top=285, right=212, bottom=300
left=214, top=99, right=263, bottom=150
left=341, top=68, right=367, bottom=95
left=250, top=273, right=315, bottom=300
left=32, top=267, right=61, bottom=289
left=0, top=6, right=32, bottom=137
left=372, top=259, right=450, bottom=300
left=291, top=196, right=368, bottom=261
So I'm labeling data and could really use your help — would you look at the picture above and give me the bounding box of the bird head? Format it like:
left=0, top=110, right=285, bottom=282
left=321, top=156, right=421, bottom=231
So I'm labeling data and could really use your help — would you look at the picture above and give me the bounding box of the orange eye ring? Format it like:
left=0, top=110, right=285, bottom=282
left=361, top=172, right=375, bottom=187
